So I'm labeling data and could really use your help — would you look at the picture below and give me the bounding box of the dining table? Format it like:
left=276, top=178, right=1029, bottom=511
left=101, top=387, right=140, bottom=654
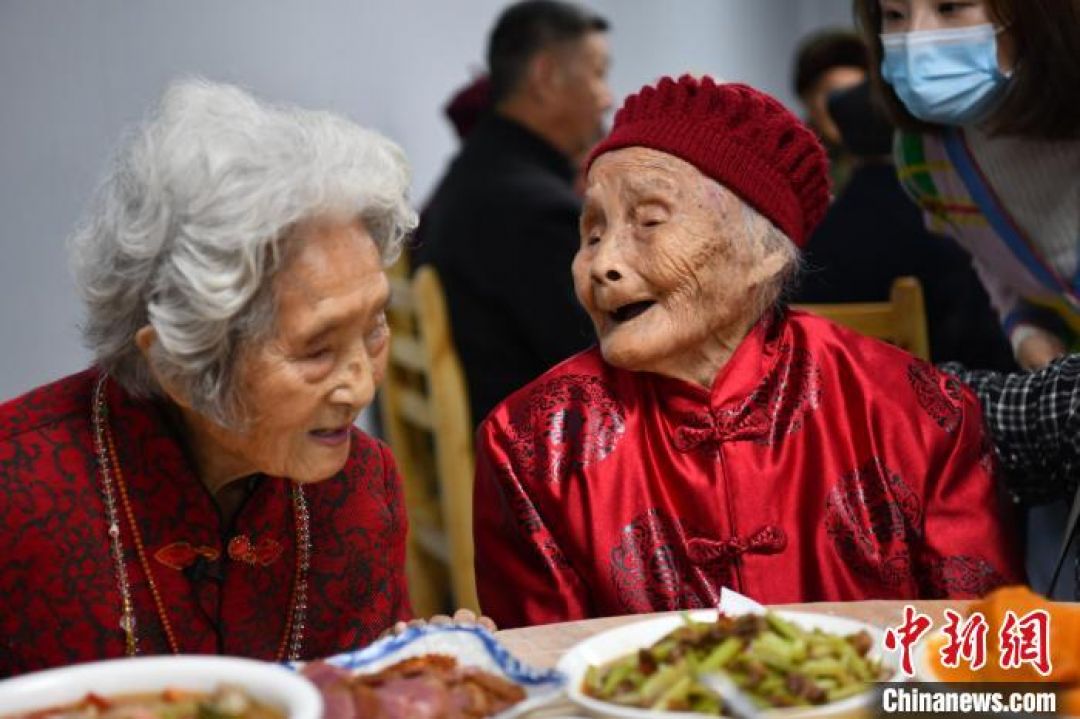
left=494, top=599, right=967, bottom=718
left=496, top=598, right=961, bottom=669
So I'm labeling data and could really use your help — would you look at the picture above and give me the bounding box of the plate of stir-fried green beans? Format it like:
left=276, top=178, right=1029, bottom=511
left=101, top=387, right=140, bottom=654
left=557, top=609, right=895, bottom=718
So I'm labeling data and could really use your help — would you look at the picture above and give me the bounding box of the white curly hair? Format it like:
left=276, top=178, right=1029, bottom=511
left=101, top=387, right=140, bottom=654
left=70, top=78, right=416, bottom=426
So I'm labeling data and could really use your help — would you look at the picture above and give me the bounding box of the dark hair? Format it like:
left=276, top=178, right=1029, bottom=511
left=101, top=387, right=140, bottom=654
left=487, top=0, right=609, bottom=104
left=854, top=0, right=1080, bottom=139
left=792, top=29, right=869, bottom=98
left=828, top=80, right=894, bottom=157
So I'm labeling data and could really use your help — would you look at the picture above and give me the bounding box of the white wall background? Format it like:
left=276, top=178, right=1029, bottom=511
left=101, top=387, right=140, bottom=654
left=0, top=0, right=854, bottom=403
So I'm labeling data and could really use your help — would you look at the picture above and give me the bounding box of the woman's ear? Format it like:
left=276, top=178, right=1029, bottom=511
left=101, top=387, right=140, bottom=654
left=133, top=325, right=193, bottom=410
left=747, top=247, right=792, bottom=286
left=134, top=325, right=156, bottom=360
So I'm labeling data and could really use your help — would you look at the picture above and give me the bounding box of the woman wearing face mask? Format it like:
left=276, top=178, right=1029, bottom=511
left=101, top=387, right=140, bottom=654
left=855, top=0, right=1080, bottom=370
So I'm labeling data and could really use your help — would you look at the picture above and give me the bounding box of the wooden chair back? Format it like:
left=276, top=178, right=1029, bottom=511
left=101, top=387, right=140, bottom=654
left=792, top=276, right=931, bottom=360
left=379, top=260, right=479, bottom=616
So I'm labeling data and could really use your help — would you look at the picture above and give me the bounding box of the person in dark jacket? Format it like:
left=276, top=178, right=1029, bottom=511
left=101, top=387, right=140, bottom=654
left=795, top=80, right=1014, bottom=370
left=791, top=29, right=868, bottom=191
left=414, top=0, right=611, bottom=426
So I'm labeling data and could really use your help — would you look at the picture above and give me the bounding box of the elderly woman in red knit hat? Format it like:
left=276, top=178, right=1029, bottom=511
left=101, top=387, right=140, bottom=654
left=472, top=75, right=1023, bottom=628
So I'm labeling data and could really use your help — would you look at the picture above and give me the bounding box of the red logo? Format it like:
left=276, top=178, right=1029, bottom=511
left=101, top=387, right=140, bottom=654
left=939, top=609, right=989, bottom=671
left=883, top=604, right=934, bottom=677
left=1000, top=609, right=1052, bottom=676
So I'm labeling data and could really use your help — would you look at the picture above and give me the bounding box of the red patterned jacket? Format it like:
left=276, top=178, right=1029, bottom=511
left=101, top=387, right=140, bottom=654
left=474, top=310, right=1025, bottom=628
left=0, top=369, right=411, bottom=677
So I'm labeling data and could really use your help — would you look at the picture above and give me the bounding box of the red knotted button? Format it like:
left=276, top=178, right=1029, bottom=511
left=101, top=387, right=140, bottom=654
left=686, top=525, right=787, bottom=565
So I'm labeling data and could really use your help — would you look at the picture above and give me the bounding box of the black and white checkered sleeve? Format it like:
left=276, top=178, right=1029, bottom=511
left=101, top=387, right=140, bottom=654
left=941, top=357, right=1080, bottom=504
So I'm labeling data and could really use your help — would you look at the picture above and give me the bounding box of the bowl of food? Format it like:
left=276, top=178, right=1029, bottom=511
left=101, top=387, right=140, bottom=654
left=0, top=655, right=322, bottom=719
left=558, top=609, right=895, bottom=718
left=296, top=623, right=566, bottom=718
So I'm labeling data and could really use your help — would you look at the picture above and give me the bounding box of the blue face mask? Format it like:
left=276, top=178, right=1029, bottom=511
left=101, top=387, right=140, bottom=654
left=880, top=23, right=1010, bottom=125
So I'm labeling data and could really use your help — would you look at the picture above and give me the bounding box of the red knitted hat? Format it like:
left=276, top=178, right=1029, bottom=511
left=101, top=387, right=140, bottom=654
left=586, top=75, right=830, bottom=247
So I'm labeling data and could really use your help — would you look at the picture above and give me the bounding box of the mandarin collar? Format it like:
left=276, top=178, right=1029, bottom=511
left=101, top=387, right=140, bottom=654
left=648, top=310, right=802, bottom=448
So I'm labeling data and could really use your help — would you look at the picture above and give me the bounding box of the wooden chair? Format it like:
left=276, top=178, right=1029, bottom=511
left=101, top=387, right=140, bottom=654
left=379, top=260, right=479, bottom=616
left=792, top=276, right=931, bottom=360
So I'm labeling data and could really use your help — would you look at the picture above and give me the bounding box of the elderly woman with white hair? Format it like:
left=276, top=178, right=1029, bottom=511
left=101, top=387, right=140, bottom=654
left=0, top=80, right=416, bottom=676
left=473, top=75, right=1024, bottom=628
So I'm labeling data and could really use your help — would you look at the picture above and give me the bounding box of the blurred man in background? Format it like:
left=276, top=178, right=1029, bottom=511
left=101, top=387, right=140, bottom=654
left=416, top=0, right=611, bottom=426
left=791, top=29, right=868, bottom=190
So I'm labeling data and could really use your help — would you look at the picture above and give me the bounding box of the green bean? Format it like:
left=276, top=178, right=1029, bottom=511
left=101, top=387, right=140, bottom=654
left=652, top=675, right=694, bottom=710
left=583, top=612, right=882, bottom=716
left=765, top=612, right=803, bottom=641
left=828, top=681, right=871, bottom=702
left=699, top=636, right=742, bottom=672
left=798, top=657, right=846, bottom=678
left=600, top=658, right=635, bottom=695
left=638, top=663, right=682, bottom=703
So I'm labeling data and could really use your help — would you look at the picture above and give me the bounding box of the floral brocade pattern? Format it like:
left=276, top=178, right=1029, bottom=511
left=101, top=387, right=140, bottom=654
left=671, top=344, right=822, bottom=452
left=0, top=369, right=410, bottom=678
left=825, top=458, right=1010, bottom=598
left=825, top=458, right=923, bottom=588
left=919, top=555, right=1008, bottom=598
left=908, top=360, right=964, bottom=434
left=720, top=344, right=823, bottom=445
left=506, top=375, right=626, bottom=484
left=609, top=509, right=718, bottom=613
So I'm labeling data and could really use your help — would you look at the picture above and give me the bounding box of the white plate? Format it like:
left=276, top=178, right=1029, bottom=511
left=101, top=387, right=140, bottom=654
left=557, top=609, right=897, bottom=719
left=0, top=655, right=322, bottom=719
left=296, top=623, right=566, bottom=719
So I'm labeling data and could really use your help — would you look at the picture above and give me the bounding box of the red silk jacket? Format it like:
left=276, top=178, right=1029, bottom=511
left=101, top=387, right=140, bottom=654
left=0, top=369, right=411, bottom=677
left=474, top=310, right=1023, bottom=628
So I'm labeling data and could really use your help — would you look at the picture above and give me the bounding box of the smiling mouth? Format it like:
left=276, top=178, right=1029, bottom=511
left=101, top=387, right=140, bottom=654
left=609, top=300, right=656, bottom=324
left=309, top=427, right=350, bottom=446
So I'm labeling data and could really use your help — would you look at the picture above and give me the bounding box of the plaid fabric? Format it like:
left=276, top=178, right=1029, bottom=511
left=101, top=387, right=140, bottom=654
left=943, top=357, right=1080, bottom=503
left=943, top=358, right=1080, bottom=598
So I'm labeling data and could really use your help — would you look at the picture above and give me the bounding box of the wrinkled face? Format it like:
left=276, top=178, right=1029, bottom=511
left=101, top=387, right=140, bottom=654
left=879, top=0, right=1015, bottom=69
left=198, top=217, right=390, bottom=483
left=803, top=65, right=867, bottom=147
left=573, top=147, right=784, bottom=383
left=553, top=31, right=613, bottom=156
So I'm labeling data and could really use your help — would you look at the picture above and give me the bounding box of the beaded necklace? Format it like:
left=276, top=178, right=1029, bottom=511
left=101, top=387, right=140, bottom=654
left=91, top=374, right=310, bottom=660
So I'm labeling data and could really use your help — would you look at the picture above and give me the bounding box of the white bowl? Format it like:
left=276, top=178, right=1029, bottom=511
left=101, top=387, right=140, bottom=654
left=0, top=655, right=322, bottom=719
left=557, top=609, right=896, bottom=718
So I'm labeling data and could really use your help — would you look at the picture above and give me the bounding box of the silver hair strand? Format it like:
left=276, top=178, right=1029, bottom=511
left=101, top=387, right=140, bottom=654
left=70, top=78, right=417, bottom=426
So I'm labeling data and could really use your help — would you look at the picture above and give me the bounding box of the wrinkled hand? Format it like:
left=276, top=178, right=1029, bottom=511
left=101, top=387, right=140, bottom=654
left=1016, top=328, right=1067, bottom=370
left=382, top=608, right=497, bottom=638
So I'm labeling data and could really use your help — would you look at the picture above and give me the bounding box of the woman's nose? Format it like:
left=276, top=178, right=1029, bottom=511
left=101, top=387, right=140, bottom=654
left=590, top=233, right=625, bottom=284
left=332, top=349, right=375, bottom=410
